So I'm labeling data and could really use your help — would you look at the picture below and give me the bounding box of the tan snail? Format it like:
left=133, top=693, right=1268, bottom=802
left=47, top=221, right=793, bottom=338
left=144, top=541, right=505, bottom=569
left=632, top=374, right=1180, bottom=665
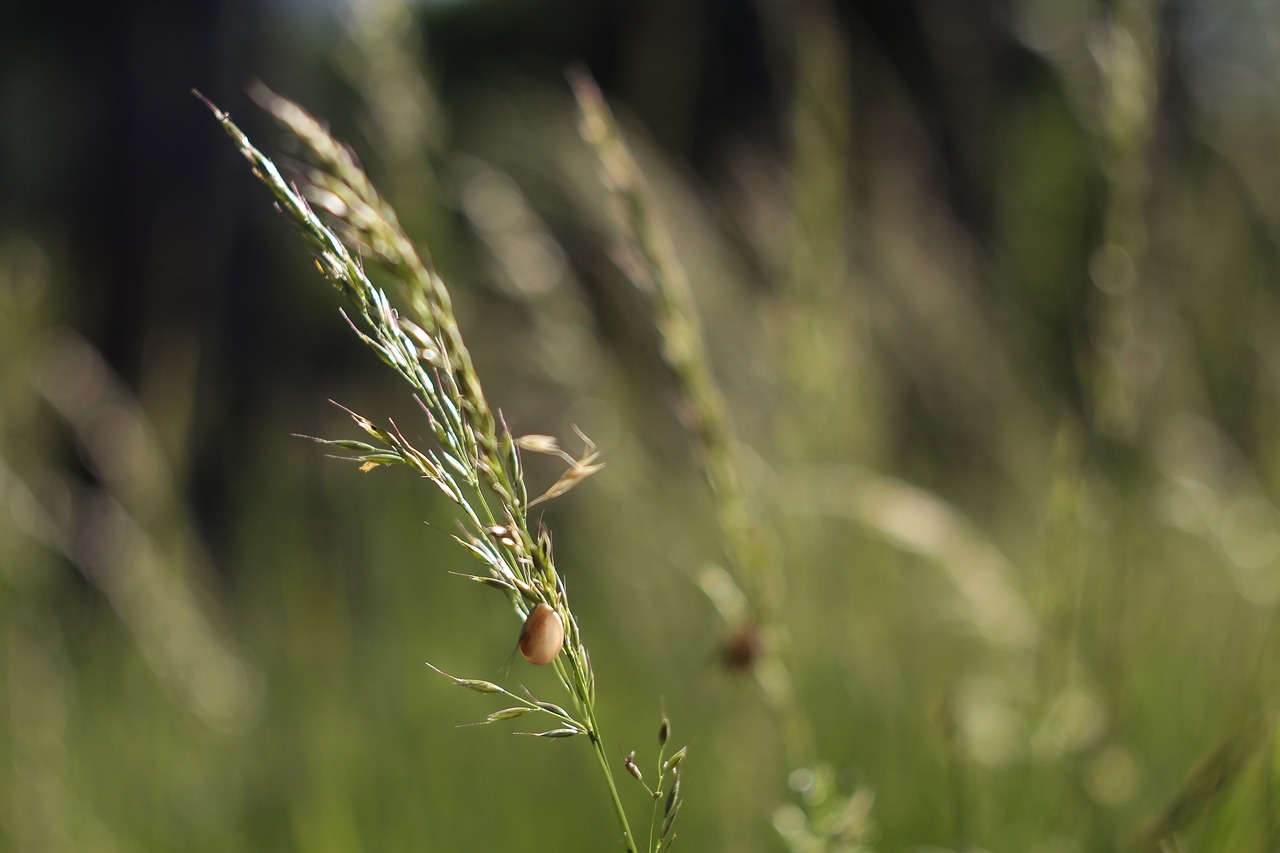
left=517, top=603, right=564, bottom=665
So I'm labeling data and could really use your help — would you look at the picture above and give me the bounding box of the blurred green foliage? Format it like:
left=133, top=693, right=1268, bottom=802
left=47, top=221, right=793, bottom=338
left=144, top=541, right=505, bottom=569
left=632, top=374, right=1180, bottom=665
left=6, top=0, right=1280, bottom=850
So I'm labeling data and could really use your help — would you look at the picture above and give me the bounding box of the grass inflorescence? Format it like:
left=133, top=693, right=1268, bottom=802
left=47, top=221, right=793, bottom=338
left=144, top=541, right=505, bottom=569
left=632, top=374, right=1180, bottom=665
left=196, top=87, right=682, bottom=853
left=571, top=70, right=875, bottom=851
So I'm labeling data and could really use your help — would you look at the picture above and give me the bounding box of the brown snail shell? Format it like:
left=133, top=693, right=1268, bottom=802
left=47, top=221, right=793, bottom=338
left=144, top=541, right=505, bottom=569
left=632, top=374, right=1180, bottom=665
left=518, top=603, right=564, bottom=665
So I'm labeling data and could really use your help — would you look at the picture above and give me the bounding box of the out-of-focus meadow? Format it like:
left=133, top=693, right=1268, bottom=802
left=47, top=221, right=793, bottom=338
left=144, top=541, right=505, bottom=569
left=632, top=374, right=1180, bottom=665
left=5, top=0, right=1280, bottom=850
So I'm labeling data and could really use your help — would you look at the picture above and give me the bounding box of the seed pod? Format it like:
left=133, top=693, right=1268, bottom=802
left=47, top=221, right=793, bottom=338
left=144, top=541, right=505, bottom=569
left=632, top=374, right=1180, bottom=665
left=624, top=750, right=644, bottom=783
left=518, top=603, right=564, bottom=665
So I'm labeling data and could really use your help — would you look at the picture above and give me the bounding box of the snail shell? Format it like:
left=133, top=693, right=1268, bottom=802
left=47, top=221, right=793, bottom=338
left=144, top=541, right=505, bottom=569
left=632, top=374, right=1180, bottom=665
left=518, top=603, right=564, bottom=665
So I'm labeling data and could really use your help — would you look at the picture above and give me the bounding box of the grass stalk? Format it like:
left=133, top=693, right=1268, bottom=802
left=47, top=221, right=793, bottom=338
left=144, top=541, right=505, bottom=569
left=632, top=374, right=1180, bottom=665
left=197, top=88, right=675, bottom=852
left=1085, top=0, right=1159, bottom=439
left=569, top=76, right=773, bottom=623
left=571, top=68, right=783, bottom=663
left=571, top=70, right=873, bottom=848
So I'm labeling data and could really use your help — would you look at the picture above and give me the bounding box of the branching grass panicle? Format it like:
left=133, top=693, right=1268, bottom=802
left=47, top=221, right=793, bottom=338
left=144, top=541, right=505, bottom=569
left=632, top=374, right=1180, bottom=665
left=196, top=88, right=683, bottom=853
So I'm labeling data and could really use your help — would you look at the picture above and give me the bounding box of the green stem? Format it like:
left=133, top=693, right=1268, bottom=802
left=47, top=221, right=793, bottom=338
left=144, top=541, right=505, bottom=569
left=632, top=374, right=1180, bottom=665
left=586, top=708, right=638, bottom=853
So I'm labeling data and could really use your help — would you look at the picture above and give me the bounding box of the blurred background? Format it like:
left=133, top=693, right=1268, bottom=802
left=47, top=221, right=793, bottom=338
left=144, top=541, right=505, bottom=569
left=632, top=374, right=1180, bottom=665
left=5, top=0, right=1280, bottom=849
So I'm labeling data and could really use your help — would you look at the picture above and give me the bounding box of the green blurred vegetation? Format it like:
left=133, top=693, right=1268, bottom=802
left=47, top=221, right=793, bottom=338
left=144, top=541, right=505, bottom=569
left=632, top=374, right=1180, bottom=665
left=6, top=0, right=1280, bottom=850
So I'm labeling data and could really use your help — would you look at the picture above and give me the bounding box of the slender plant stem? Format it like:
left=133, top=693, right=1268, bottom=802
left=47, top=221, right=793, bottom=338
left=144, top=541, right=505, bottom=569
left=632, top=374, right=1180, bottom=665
left=587, top=706, right=639, bottom=853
